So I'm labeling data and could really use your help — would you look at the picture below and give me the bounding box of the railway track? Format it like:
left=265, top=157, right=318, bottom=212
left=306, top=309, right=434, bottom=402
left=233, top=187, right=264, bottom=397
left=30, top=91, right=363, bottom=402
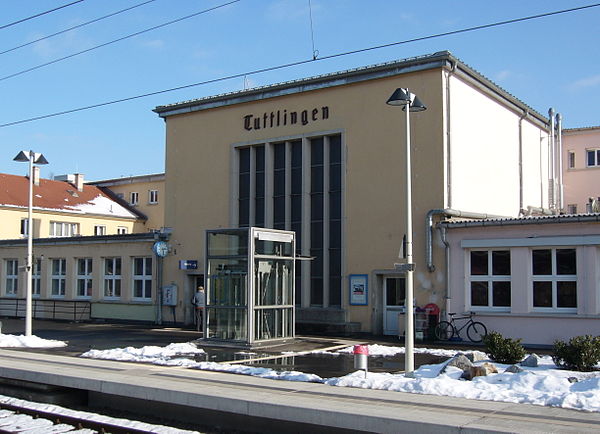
left=0, top=401, right=177, bottom=433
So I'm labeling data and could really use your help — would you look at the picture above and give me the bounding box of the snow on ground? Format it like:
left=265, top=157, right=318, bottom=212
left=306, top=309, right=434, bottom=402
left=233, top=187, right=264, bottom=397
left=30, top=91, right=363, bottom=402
left=81, top=342, right=600, bottom=413
left=0, top=333, right=66, bottom=348
left=0, top=394, right=198, bottom=433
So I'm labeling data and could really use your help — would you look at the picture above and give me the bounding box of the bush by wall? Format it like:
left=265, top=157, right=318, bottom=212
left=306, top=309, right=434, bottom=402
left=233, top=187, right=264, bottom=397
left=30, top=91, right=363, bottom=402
left=552, top=335, right=600, bottom=372
left=483, top=331, right=526, bottom=364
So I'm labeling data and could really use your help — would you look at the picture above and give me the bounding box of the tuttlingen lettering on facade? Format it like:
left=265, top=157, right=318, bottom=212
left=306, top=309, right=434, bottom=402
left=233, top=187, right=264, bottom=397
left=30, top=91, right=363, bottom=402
left=243, top=106, right=329, bottom=131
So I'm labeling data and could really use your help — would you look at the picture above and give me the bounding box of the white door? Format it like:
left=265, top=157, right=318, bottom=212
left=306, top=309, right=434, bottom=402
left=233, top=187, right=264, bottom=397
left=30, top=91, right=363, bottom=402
left=383, top=277, right=406, bottom=335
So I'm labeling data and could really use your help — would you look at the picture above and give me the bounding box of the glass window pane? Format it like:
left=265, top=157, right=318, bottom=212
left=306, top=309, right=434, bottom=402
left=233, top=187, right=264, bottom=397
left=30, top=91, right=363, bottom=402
left=239, top=174, right=250, bottom=198
left=492, top=281, right=511, bottom=307
left=239, top=148, right=250, bottom=172
left=273, top=197, right=285, bottom=224
left=532, top=250, right=552, bottom=275
left=329, top=191, right=341, bottom=220
left=311, top=138, right=323, bottom=165
left=386, top=278, right=405, bottom=306
left=556, top=249, right=576, bottom=275
left=329, top=163, right=341, bottom=191
left=274, top=170, right=285, bottom=196
left=311, top=194, right=323, bottom=220
left=492, top=251, right=510, bottom=275
left=255, top=146, right=265, bottom=171
left=291, top=140, right=302, bottom=167
left=557, top=281, right=577, bottom=308
left=470, top=251, right=488, bottom=275
left=329, top=135, right=341, bottom=163
left=274, top=143, right=285, bottom=169
left=310, top=277, right=323, bottom=306
left=533, top=281, right=552, bottom=307
left=471, top=281, right=488, bottom=306
left=311, top=167, right=323, bottom=192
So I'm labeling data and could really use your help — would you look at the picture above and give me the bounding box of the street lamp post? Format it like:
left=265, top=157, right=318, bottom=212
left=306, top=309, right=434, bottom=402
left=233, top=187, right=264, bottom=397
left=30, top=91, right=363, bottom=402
left=386, top=88, right=426, bottom=376
left=13, top=150, right=49, bottom=336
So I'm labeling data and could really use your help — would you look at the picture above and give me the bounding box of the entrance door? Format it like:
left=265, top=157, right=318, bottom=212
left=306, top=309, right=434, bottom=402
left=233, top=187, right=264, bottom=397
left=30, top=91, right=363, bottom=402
left=383, top=277, right=406, bottom=335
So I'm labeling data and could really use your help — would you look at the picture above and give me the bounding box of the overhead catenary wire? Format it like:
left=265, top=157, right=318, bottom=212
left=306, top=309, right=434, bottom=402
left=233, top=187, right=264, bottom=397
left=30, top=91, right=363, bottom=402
left=0, top=0, right=241, bottom=83
left=0, top=0, right=85, bottom=31
left=0, top=0, right=157, bottom=56
left=0, top=2, right=598, bottom=129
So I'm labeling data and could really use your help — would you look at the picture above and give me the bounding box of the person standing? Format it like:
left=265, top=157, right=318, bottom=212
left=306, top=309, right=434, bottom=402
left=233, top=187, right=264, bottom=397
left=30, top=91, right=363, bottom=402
left=192, top=286, right=205, bottom=332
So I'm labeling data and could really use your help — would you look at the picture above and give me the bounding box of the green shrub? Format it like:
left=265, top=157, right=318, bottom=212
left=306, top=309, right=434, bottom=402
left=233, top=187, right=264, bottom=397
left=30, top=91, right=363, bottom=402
left=483, top=331, right=526, bottom=364
left=552, top=335, right=600, bottom=372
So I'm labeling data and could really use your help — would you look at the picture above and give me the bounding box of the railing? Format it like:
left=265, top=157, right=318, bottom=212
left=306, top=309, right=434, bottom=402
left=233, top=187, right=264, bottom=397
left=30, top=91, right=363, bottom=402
left=0, top=298, right=91, bottom=322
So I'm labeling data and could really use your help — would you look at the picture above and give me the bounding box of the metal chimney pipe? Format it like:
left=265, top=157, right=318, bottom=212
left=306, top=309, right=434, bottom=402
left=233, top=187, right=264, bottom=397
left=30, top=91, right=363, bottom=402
left=548, top=108, right=556, bottom=211
left=556, top=113, right=564, bottom=212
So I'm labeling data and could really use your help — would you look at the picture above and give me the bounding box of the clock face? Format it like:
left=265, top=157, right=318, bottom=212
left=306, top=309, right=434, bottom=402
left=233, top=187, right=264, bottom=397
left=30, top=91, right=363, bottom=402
left=154, top=241, right=169, bottom=257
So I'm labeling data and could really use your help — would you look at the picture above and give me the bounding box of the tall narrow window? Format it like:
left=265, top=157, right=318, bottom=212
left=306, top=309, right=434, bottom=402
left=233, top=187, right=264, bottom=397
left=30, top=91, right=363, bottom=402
left=310, top=137, right=324, bottom=306
left=94, top=225, right=107, bottom=236
left=104, top=257, right=122, bottom=298
left=273, top=143, right=286, bottom=230
left=255, top=146, right=265, bottom=227
left=77, top=258, right=93, bottom=298
left=149, top=190, right=159, bottom=204
left=532, top=248, right=577, bottom=310
left=568, top=151, right=575, bottom=169
left=238, top=148, right=250, bottom=227
left=20, top=219, right=28, bottom=237
left=51, top=258, right=66, bottom=297
left=469, top=250, right=511, bottom=309
left=32, top=258, right=41, bottom=296
left=5, top=259, right=18, bottom=296
left=291, top=140, right=303, bottom=305
left=133, top=257, right=152, bottom=299
left=130, top=192, right=139, bottom=205
left=328, top=135, right=342, bottom=306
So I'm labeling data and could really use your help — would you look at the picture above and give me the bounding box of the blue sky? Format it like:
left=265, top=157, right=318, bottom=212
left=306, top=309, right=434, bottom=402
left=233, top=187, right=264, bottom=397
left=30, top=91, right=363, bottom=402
left=0, top=0, right=598, bottom=181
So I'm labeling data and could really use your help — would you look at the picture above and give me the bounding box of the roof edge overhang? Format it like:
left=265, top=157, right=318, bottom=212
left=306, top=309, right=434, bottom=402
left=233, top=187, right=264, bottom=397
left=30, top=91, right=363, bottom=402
left=0, top=232, right=156, bottom=247
left=442, top=213, right=600, bottom=229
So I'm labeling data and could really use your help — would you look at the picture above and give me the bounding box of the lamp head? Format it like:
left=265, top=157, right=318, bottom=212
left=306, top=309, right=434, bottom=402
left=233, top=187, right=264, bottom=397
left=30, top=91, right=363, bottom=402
left=386, top=88, right=411, bottom=106
left=403, top=95, right=427, bottom=112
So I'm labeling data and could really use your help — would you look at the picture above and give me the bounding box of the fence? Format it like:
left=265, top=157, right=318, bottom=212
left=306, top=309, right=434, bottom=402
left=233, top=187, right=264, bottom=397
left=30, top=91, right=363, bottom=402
left=0, top=298, right=91, bottom=322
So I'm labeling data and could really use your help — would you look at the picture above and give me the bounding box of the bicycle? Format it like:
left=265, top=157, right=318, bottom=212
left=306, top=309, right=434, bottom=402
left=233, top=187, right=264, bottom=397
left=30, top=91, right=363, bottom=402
left=435, top=312, right=488, bottom=343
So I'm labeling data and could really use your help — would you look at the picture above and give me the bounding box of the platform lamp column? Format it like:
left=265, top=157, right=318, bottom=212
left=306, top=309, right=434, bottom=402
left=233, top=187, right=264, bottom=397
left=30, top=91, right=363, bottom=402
left=386, top=88, right=426, bottom=376
left=13, top=150, right=49, bottom=337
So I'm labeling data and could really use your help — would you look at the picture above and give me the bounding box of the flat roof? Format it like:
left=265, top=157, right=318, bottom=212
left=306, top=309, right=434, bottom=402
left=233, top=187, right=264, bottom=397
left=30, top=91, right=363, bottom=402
left=153, top=51, right=547, bottom=125
left=442, top=213, right=600, bottom=228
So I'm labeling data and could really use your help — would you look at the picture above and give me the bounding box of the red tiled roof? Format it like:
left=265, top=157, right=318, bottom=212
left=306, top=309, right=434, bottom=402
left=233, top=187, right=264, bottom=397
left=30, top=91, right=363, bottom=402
left=0, top=173, right=139, bottom=219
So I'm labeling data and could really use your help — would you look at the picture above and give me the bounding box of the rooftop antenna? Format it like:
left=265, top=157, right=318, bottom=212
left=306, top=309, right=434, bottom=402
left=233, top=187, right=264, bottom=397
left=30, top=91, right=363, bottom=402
left=308, top=0, right=318, bottom=60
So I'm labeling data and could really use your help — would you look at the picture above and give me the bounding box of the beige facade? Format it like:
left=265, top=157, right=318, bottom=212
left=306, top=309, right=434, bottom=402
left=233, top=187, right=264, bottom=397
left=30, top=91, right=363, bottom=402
left=155, top=52, right=553, bottom=334
left=563, top=126, right=600, bottom=213
left=88, top=173, right=165, bottom=232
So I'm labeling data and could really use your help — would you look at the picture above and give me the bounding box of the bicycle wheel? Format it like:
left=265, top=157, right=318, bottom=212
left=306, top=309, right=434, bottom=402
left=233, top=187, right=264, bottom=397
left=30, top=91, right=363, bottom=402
left=466, top=321, right=487, bottom=343
left=435, top=321, right=454, bottom=340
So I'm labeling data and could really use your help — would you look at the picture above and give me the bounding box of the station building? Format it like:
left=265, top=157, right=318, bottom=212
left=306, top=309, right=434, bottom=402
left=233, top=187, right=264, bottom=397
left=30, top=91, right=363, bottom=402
left=154, top=51, right=555, bottom=335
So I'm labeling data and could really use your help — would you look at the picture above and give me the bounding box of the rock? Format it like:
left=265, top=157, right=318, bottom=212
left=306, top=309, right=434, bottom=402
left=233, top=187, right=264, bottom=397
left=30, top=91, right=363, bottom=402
left=521, top=354, right=540, bottom=367
left=504, top=365, right=524, bottom=374
left=568, top=377, right=579, bottom=383
left=441, top=354, right=473, bottom=375
left=460, top=351, right=487, bottom=363
left=464, top=362, right=498, bottom=380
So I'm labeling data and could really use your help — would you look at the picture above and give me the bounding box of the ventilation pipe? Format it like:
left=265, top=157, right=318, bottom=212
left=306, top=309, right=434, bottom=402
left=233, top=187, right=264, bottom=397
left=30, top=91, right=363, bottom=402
left=548, top=108, right=556, bottom=211
left=426, top=209, right=507, bottom=272
left=556, top=113, right=564, bottom=212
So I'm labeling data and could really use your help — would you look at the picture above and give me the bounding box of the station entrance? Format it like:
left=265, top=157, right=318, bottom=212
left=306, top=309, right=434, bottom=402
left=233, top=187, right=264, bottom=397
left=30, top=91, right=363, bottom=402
left=204, top=227, right=295, bottom=347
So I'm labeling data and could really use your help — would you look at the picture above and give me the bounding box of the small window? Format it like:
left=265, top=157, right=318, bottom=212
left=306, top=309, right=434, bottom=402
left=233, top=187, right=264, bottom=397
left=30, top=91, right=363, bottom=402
left=149, top=190, right=158, bottom=204
left=51, top=258, right=66, bottom=297
left=586, top=149, right=600, bottom=167
left=77, top=258, right=93, bottom=298
left=94, top=225, right=107, bottom=236
left=5, top=259, right=18, bottom=296
left=568, top=151, right=575, bottom=169
left=130, top=192, right=139, bottom=206
left=104, top=257, right=122, bottom=298
left=117, top=226, right=128, bottom=235
left=133, top=257, right=152, bottom=299
left=20, top=219, right=28, bottom=237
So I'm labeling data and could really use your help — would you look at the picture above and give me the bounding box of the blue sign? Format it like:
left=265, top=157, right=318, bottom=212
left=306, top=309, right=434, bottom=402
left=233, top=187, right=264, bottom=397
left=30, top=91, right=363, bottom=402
left=179, top=260, right=198, bottom=270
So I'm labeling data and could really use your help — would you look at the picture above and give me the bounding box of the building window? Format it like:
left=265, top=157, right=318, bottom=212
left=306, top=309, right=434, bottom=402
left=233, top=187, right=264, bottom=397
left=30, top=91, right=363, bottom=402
left=51, top=258, right=66, bottom=297
left=236, top=133, right=343, bottom=308
left=94, top=225, right=107, bottom=236
left=133, top=257, right=152, bottom=299
left=117, top=226, right=128, bottom=235
left=20, top=219, right=28, bottom=237
left=586, top=149, right=600, bottom=167
left=130, top=192, right=139, bottom=206
left=5, top=259, right=18, bottom=296
left=77, top=258, right=93, bottom=298
left=148, top=190, right=158, bottom=204
left=104, top=257, right=121, bottom=298
left=49, top=221, right=79, bottom=237
left=568, top=151, right=575, bottom=169
left=567, top=204, right=577, bottom=214
left=469, top=250, right=511, bottom=309
left=32, top=258, right=41, bottom=296
left=532, top=248, right=577, bottom=310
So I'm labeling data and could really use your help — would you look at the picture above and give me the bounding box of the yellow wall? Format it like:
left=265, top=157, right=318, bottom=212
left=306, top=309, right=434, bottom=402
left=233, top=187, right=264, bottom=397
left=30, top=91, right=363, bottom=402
left=103, top=178, right=165, bottom=231
left=0, top=207, right=140, bottom=240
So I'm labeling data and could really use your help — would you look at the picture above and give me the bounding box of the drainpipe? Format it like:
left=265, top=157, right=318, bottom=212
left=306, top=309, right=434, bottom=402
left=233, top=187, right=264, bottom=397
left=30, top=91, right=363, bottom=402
left=445, top=60, right=457, bottom=208
left=426, top=209, right=506, bottom=272
left=518, top=110, right=528, bottom=215
left=437, top=224, right=451, bottom=320
left=556, top=113, right=564, bottom=212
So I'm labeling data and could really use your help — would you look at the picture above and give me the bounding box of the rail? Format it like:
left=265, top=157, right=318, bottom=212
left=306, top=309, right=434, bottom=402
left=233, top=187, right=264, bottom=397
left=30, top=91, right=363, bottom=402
left=0, top=298, right=91, bottom=322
